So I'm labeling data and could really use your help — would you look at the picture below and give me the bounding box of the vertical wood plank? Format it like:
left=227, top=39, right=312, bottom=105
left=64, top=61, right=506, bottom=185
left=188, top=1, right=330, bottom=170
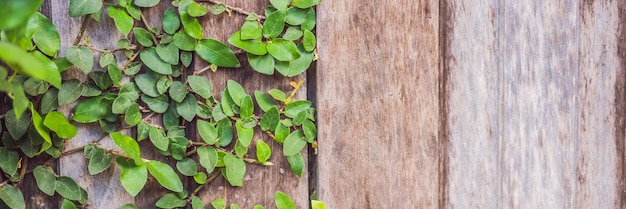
left=445, top=0, right=625, bottom=208
left=194, top=1, right=310, bottom=208
left=316, top=0, right=441, bottom=208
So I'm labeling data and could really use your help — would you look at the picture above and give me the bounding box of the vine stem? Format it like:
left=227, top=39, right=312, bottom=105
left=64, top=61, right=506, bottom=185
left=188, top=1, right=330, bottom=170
left=121, top=50, right=141, bottom=71
left=193, top=65, right=213, bottom=75
left=197, top=0, right=266, bottom=19
left=73, top=15, right=91, bottom=45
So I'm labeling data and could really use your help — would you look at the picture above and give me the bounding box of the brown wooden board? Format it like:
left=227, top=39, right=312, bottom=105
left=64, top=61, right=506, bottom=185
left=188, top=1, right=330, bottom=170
left=193, top=1, right=310, bottom=208
left=444, top=0, right=625, bottom=208
left=316, top=0, right=442, bottom=208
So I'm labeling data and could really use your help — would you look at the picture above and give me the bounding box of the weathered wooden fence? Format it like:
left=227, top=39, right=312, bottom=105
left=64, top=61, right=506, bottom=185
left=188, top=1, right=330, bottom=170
left=12, top=0, right=626, bottom=208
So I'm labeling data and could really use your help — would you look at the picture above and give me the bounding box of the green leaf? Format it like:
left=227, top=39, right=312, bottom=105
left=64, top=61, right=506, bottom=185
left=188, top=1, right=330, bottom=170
left=239, top=95, right=254, bottom=119
left=134, top=28, right=154, bottom=47
left=156, top=43, right=180, bottom=65
left=0, top=148, right=18, bottom=176
left=253, top=205, right=265, bottom=209
left=58, top=79, right=84, bottom=106
left=0, top=184, right=25, bottom=209
left=268, top=89, right=287, bottom=102
left=217, top=119, right=233, bottom=146
left=81, top=83, right=102, bottom=97
left=254, top=91, right=277, bottom=112
left=197, top=120, right=218, bottom=145
left=72, top=96, right=109, bottom=123
left=226, top=80, right=247, bottom=106
left=188, top=75, right=213, bottom=99
left=240, top=20, right=262, bottom=40
left=66, top=46, right=94, bottom=74
left=285, top=7, right=307, bottom=25
left=0, top=42, right=61, bottom=88
left=269, top=0, right=291, bottom=11
left=156, top=193, right=187, bottom=208
left=196, top=39, right=240, bottom=68
left=176, top=158, right=198, bottom=176
left=256, top=140, right=271, bottom=163
left=162, top=8, right=180, bottom=34
left=116, top=157, right=147, bottom=197
left=263, top=11, right=286, bottom=39
left=146, top=160, right=184, bottom=192
left=228, top=31, right=267, bottom=55
left=173, top=31, right=197, bottom=51
left=267, top=39, right=300, bottom=61
left=194, top=172, right=207, bottom=184
left=149, top=126, right=169, bottom=151
left=291, top=0, right=321, bottom=8
left=0, top=0, right=43, bottom=30
left=125, top=103, right=142, bottom=126
left=134, top=72, right=161, bottom=97
left=85, top=145, right=114, bottom=175
left=99, top=52, right=115, bottom=68
left=287, top=153, right=304, bottom=177
left=192, top=196, right=206, bottom=209
left=301, top=9, right=316, bottom=31
left=39, top=89, right=58, bottom=114
left=177, top=94, right=198, bottom=122
left=157, top=76, right=172, bottom=94
left=69, top=0, right=102, bottom=17
left=231, top=204, right=241, bottom=209
left=169, top=81, right=187, bottom=102
left=283, top=130, right=305, bottom=156
left=223, top=154, right=245, bottom=186
left=134, top=0, right=159, bottom=7
left=121, top=204, right=138, bottom=209
left=107, top=7, right=133, bottom=35
left=274, top=123, right=289, bottom=144
left=140, top=48, right=172, bottom=74
left=260, top=107, right=280, bottom=132
left=188, top=1, right=208, bottom=17
left=61, top=199, right=77, bottom=209
left=43, top=111, right=77, bottom=138
left=108, top=65, right=123, bottom=87
left=211, top=198, right=226, bottom=209
left=197, top=146, right=218, bottom=173
left=275, top=191, right=296, bottom=209
left=303, top=30, right=316, bottom=52
left=180, top=13, right=204, bottom=39
left=11, top=84, right=29, bottom=119
left=110, top=132, right=142, bottom=164
left=34, top=166, right=56, bottom=196
left=283, top=26, right=303, bottom=41
left=89, top=71, right=112, bottom=90
left=55, top=177, right=83, bottom=201
left=31, top=107, right=52, bottom=153
left=32, top=13, right=61, bottom=57
left=5, top=109, right=30, bottom=140
left=141, top=95, right=169, bottom=113
left=112, top=93, right=136, bottom=114
left=235, top=120, right=253, bottom=147
left=23, top=78, right=49, bottom=96
left=248, top=53, right=275, bottom=75
left=284, top=100, right=312, bottom=118
left=181, top=51, right=193, bottom=67
left=210, top=4, right=226, bottom=15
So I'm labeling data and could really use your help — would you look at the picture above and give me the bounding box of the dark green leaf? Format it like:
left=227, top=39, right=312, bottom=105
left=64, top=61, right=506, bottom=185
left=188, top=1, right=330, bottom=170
left=5, top=109, right=30, bottom=140
left=275, top=192, right=296, bottom=209
left=149, top=126, right=169, bottom=151
left=176, top=158, right=198, bottom=176
left=134, top=0, right=159, bottom=7
left=256, top=140, right=271, bottom=163
left=34, top=166, right=56, bottom=196
left=156, top=193, right=187, bottom=208
left=283, top=130, right=305, bottom=156
left=43, top=111, right=77, bottom=138
left=55, top=177, right=83, bottom=201
left=247, top=53, right=275, bottom=75
left=40, top=89, right=58, bottom=114
left=117, top=38, right=131, bottom=49
left=141, top=95, right=169, bottom=113
left=269, top=0, right=290, bottom=11
left=226, top=80, right=247, bottom=106
left=156, top=43, right=179, bottom=65
left=239, top=95, right=254, bottom=119
left=173, top=31, right=196, bottom=51
left=260, top=107, right=280, bottom=132
left=81, top=83, right=102, bottom=97
left=180, top=13, right=203, bottom=39
left=196, top=39, right=240, bottom=68
left=32, top=13, right=61, bottom=57
left=228, top=31, right=267, bottom=55
left=134, top=28, right=154, bottom=47
left=181, top=51, right=193, bottom=67
left=197, top=120, right=218, bottom=145
left=69, top=0, right=102, bottom=17
left=140, top=48, right=173, bottom=74
left=134, top=72, right=161, bottom=97
left=66, top=46, right=94, bottom=74
left=157, top=76, right=173, bottom=95
left=223, top=154, right=245, bottom=187
left=108, top=65, right=123, bottom=87
left=163, top=8, right=180, bottom=34
left=188, top=1, right=208, bottom=17
left=0, top=42, right=61, bottom=88
left=301, top=9, right=316, bottom=31
left=0, top=148, right=18, bottom=176
left=197, top=146, right=218, bottom=173
left=58, top=79, right=83, bottom=106
left=0, top=184, right=25, bottom=209
left=86, top=145, right=114, bottom=175
left=263, top=11, right=285, bottom=39
left=169, top=81, right=187, bottom=102
left=89, top=71, right=112, bottom=90
left=146, top=160, right=184, bottom=192
left=163, top=104, right=181, bottom=130
left=110, top=132, right=142, bottom=164
left=124, top=62, right=142, bottom=75
left=188, top=75, right=213, bottom=99
left=107, top=7, right=133, bottom=35
left=55, top=57, right=73, bottom=72
left=116, top=157, right=147, bottom=197
left=267, top=38, right=300, bottom=61
left=291, top=0, right=321, bottom=8
left=210, top=4, right=226, bottom=15
left=283, top=26, right=303, bottom=41
left=112, top=93, right=136, bottom=114
left=303, top=30, right=316, bottom=52
left=177, top=94, right=198, bottom=121
left=287, top=153, right=304, bottom=177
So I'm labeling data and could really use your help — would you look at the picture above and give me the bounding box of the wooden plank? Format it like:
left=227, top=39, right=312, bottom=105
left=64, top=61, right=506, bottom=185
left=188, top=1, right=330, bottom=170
left=194, top=1, right=310, bottom=208
left=445, top=0, right=625, bottom=208
left=316, top=0, right=441, bottom=208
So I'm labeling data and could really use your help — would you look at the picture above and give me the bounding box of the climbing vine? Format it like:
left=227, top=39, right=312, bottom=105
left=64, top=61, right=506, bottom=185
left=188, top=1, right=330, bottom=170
left=0, top=0, right=323, bottom=208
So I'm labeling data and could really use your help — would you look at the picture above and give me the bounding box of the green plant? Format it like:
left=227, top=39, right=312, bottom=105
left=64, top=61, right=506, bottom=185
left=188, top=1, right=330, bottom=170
left=0, top=0, right=324, bottom=208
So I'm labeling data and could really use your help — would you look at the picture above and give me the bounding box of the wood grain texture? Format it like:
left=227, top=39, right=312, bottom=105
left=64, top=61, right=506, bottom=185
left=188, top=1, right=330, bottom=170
left=445, top=0, right=624, bottom=208
left=194, top=1, right=310, bottom=208
left=316, top=0, right=441, bottom=208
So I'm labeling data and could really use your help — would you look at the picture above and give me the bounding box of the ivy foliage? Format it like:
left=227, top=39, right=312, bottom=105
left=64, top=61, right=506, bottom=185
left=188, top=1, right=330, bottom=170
left=0, top=0, right=324, bottom=208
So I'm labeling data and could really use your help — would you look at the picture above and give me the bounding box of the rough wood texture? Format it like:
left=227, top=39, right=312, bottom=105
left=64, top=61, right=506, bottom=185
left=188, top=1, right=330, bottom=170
left=316, top=0, right=441, bottom=208
left=445, top=0, right=624, bottom=208
left=194, top=1, right=310, bottom=208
